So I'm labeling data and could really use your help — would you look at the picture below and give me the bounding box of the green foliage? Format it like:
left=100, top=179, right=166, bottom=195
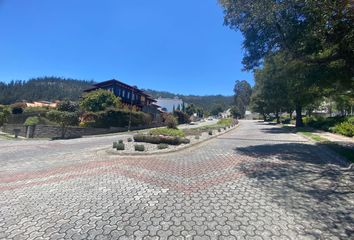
left=23, top=116, right=40, bottom=126
left=0, top=105, right=10, bottom=126
left=332, top=122, right=354, bottom=137
left=80, top=89, right=122, bottom=112
left=0, top=77, right=94, bottom=105
left=163, top=114, right=178, bottom=129
left=113, top=141, right=118, bottom=148
left=23, top=107, right=50, bottom=113
left=11, top=102, right=26, bottom=114
left=116, top=143, right=125, bottom=151
left=134, top=144, right=145, bottom=151
left=173, top=110, right=190, bottom=124
left=127, top=137, right=133, bottom=142
left=217, top=118, right=233, bottom=126
left=210, top=104, right=225, bottom=116
left=150, top=127, right=185, bottom=137
left=57, top=99, right=79, bottom=112
left=46, top=110, right=79, bottom=138
left=118, top=139, right=123, bottom=144
left=195, top=135, right=200, bottom=140
left=233, top=80, right=252, bottom=118
left=86, top=109, right=151, bottom=128
left=144, top=89, right=233, bottom=114
left=208, top=130, right=213, bottom=135
left=134, top=134, right=190, bottom=145
left=157, top=143, right=169, bottom=150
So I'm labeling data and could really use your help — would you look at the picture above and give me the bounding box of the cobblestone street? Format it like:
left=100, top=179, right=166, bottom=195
left=0, top=120, right=353, bottom=239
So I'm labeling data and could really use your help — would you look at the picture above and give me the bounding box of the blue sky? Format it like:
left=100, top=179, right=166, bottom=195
left=0, top=0, right=253, bottom=95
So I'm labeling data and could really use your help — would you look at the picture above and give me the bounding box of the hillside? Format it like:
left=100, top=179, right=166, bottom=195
left=0, top=77, right=95, bottom=104
left=144, top=89, right=233, bottom=112
left=0, top=78, right=233, bottom=112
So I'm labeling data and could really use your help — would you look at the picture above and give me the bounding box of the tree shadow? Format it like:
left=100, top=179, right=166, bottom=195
left=234, top=142, right=354, bottom=238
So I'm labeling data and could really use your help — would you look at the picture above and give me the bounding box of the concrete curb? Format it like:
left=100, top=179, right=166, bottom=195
left=103, top=123, right=241, bottom=157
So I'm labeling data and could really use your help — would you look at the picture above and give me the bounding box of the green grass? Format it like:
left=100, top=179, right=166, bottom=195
left=217, top=118, right=233, bottom=126
left=150, top=127, right=185, bottom=137
left=297, top=129, right=354, bottom=163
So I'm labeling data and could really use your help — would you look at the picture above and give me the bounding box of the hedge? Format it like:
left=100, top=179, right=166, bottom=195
left=83, top=109, right=152, bottom=128
left=133, top=134, right=190, bottom=145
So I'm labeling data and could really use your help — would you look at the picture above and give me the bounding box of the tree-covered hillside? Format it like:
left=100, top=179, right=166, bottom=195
left=0, top=77, right=233, bottom=113
left=144, top=89, right=233, bottom=113
left=0, top=77, right=95, bottom=104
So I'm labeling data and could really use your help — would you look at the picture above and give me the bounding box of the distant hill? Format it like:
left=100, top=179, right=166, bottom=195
left=144, top=89, right=233, bottom=112
left=0, top=78, right=234, bottom=112
left=0, top=77, right=95, bottom=104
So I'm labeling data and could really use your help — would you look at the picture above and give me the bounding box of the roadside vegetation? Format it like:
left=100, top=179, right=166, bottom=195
left=284, top=126, right=354, bottom=163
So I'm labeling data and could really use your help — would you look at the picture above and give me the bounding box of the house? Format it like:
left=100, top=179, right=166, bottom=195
left=26, top=100, right=59, bottom=108
left=84, top=79, right=161, bottom=120
left=155, top=97, right=184, bottom=112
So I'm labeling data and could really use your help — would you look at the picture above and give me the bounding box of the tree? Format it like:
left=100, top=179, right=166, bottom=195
left=47, top=110, right=79, bottom=138
left=185, top=103, right=196, bottom=116
left=57, top=99, right=79, bottom=112
left=233, top=80, right=252, bottom=118
left=80, top=89, right=122, bottom=112
left=210, top=104, right=224, bottom=116
left=220, top=0, right=354, bottom=126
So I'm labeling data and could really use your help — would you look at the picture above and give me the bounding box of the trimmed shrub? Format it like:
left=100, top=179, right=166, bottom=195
left=208, top=130, right=213, bottom=135
left=118, top=139, right=123, bottom=144
left=127, top=137, right=133, bottom=142
left=150, top=127, right=185, bottom=137
left=24, top=116, right=40, bottom=126
left=86, top=109, right=151, bottom=128
left=332, top=122, right=354, bottom=137
left=116, top=143, right=125, bottom=150
left=134, top=144, right=145, bottom=151
left=157, top=143, right=169, bottom=150
left=224, top=127, right=227, bottom=130
left=113, top=141, right=118, bottom=148
left=218, top=128, right=221, bottom=132
left=164, top=114, right=178, bottom=129
left=134, top=134, right=190, bottom=145
left=195, top=135, right=200, bottom=140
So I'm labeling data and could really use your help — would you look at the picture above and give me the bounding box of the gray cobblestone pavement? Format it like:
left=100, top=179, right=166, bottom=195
left=0, top=120, right=353, bottom=239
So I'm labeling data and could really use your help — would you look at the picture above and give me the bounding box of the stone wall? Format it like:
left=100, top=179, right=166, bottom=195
left=1, top=123, right=164, bottom=139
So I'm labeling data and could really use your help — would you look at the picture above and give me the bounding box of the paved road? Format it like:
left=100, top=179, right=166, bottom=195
left=0, top=120, right=353, bottom=239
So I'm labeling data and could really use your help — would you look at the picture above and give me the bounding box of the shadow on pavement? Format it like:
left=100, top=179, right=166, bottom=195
left=234, top=142, right=354, bottom=238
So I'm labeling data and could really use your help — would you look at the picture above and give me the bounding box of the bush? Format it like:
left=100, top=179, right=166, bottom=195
left=208, top=130, right=213, bottom=135
left=157, top=143, right=169, bottom=150
left=150, top=127, right=185, bottom=137
left=57, top=100, right=79, bottom=112
left=118, top=139, right=123, bottom=144
left=217, top=118, right=233, bottom=126
left=113, top=141, right=118, bottom=148
left=173, top=110, right=191, bottom=124
left=218, top=128, right=221, bottom=132
left=224, top=127, right=227, bottom=130
left=116, top=143, right=125, bottom=150
left=164, top=114, right=178, bottom=129
left=134, top=144, right=145, bottom=151
left=86, top=109, right=151, bottom=128
left=332, top=122, right=354, bottom=137
left=11, top=102, right=26, bottom=114
left=195, top=135, right=200, bottom=140
left=127, top=137, right=132, bottom=142
left=134, top=134, right=190, bottom=145
left=80, top=89, right=122, bottom=112
left=24, top=116, right=40, bottom=126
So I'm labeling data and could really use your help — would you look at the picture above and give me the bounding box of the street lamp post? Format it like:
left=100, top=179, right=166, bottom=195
left=128, top=88, right=134, bottom=132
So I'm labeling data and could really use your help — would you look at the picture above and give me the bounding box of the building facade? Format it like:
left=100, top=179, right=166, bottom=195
left=155, top=97, right=184, bottom=112
left=84, top=79, right=161, bottom=120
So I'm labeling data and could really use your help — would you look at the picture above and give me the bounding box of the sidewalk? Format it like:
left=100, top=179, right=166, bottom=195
left=312, top=130, right=354, bottom=149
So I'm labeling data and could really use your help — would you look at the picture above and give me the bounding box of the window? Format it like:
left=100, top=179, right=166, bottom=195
left=127, top=91, right=130, bottom=99
left=122, top=90, right=125, bottom=97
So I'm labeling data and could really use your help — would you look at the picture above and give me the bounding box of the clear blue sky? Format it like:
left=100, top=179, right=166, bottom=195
left=0, top=0, right=253, bottom=95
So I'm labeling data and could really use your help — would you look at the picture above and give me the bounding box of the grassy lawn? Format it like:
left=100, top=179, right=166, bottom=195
left=291, top=127, right=354, bottom=163
left=149, top=128, right=185, bottom=137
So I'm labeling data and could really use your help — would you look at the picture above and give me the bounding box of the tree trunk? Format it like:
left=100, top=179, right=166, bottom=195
left=275, top=111, right=280, bottom=124
left=263, top=113, right=266, bottom=121
left=289, top=112, right=293, bottom=121
left=295, top=104, right=304, bottom=127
